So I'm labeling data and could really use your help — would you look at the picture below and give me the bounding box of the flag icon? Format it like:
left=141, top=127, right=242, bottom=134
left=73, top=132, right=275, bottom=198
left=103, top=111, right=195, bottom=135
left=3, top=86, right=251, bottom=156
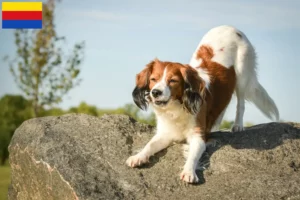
left=2, top=2, right=43, bottom=29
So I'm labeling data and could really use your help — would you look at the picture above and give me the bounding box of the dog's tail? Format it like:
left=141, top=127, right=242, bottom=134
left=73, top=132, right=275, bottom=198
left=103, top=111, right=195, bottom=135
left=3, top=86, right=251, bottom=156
left=234, top=33, right=280, bottom=122
left=245, top=82, right=279, bottom=121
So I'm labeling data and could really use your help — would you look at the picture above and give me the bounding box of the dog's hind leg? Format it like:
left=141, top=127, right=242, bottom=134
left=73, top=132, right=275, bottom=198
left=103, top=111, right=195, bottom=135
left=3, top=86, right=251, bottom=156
left=231, top=35, right=256, bottom=132
left=232, top=88, right=245, bottom=132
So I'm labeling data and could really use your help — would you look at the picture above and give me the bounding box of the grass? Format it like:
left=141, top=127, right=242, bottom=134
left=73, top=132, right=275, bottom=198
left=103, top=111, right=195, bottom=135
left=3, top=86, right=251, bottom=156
left=0, top=162, right=10, bottom=200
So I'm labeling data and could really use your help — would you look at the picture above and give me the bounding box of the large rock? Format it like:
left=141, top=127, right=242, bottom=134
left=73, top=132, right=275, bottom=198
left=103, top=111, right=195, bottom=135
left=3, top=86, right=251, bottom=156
left=8, top=114, right=300, bottom=200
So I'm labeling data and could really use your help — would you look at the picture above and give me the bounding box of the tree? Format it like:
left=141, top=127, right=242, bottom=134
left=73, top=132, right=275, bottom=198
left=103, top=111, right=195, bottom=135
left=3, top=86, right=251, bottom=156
left=6, top=0, right=84, bottom=117
left=0, top=95, right=33, bottom=165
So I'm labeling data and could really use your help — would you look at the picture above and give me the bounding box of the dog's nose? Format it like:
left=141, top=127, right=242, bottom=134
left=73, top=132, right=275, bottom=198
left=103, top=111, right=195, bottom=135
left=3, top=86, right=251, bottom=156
left=152, top=89, right=162, bottom=98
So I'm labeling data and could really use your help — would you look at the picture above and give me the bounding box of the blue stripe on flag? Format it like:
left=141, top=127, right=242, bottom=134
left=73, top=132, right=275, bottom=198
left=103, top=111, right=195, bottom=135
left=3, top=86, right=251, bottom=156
left=2, top=20, right=42, bottom=29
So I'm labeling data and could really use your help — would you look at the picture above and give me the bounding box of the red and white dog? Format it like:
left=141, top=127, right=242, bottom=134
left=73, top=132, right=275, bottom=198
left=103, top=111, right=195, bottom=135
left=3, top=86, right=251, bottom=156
left=126, top=25, right=279, bottom=183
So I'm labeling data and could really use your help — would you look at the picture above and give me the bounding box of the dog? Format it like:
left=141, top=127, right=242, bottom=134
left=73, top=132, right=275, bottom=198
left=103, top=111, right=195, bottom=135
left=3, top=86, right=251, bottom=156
left=126, top=25, right=279, bottom=183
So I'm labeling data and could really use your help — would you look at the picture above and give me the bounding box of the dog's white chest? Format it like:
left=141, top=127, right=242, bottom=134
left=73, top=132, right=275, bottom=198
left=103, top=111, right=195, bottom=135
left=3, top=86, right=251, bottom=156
left=154, top=104, right=196, bottom=141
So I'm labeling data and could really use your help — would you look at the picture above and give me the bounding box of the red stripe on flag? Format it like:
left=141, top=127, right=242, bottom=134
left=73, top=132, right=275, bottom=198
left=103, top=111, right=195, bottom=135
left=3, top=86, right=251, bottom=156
left=2, top=11, right=42, bottom=20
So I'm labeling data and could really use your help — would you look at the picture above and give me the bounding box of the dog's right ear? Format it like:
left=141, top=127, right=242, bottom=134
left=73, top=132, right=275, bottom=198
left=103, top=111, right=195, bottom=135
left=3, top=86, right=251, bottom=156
left=132, top=60, right=155, bottom=110
left=181, top=65, right=206, bottom=115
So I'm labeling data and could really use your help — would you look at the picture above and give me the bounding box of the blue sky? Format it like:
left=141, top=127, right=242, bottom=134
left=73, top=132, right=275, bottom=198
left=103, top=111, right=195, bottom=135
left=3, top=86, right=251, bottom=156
left=0, top=0, right=299, bottom=124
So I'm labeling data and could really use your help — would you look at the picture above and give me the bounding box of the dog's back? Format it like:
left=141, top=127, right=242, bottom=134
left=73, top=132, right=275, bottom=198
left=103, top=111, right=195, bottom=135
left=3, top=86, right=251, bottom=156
left=190, top=25, right=279, bottom=132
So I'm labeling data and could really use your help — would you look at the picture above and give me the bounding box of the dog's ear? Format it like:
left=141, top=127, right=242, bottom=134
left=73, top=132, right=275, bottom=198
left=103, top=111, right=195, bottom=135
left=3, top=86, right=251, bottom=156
left=181, top=65, right=206, bottom=115
left=132, top=60, right=155, bottom=110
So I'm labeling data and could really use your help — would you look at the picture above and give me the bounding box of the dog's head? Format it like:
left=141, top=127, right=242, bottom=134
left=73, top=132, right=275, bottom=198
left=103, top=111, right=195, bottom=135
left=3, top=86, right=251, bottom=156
left=132, top=59, right=206, bottom=115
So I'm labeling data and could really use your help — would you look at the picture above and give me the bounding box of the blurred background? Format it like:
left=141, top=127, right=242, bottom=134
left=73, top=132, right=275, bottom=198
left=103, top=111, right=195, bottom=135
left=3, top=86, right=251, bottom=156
left=0, top=0, right=299, bottom=198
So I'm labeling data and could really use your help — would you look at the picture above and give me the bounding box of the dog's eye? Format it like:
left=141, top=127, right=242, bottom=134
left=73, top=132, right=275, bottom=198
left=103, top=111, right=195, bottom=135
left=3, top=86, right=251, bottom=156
left=169, top=79, right=178, bottom=83
left=150, top=78, right=157, bottom=82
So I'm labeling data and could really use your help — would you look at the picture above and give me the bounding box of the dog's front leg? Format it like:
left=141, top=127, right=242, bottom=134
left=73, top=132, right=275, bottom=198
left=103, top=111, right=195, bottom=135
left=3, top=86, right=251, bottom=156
left=181, top=133, right=206, bottom=183
left=126, top=133, right=172, bottom=168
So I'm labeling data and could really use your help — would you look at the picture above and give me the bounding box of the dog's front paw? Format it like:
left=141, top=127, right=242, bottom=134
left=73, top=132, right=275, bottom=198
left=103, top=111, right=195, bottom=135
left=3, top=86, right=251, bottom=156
left=231, top=124, right=244, bottom=132
left=180, top=169, right=199, bottom=183
left=126, top=153, right=149, bottom=168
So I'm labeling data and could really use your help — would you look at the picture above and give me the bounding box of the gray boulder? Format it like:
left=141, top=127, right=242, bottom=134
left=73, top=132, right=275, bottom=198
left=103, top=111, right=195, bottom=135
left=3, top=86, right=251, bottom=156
left=8, top=114, right=300, bottom=200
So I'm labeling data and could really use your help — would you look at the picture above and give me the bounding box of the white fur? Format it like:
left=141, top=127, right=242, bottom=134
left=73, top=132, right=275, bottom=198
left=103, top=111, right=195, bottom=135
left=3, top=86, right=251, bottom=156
left=189, top=25, right=279, bottom=131
left=189, top=57, right=203, bottom=69
left=197, top=67, right=210, bottom=89
left=189, top=59, right=211, bottom=89
left=126, top=99, right=206, bottom=183
left=180, top=134, right=206, bottom=182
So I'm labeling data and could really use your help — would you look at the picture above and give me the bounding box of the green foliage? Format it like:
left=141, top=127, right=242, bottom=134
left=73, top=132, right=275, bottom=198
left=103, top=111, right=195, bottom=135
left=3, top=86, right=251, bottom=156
left=245, top=122, right=254, bottom=127
left=6, top=0, right=84, bottom=117
left=66, top=102, right=156, bottom=125
left=0, top=127, right=9, bottom=166
left=40, top=107, right=65, bottom=116
left=68, top=102, right=98, bottom=116
left=97, top=108, right=126, bottom=117
left=0, top=95, right=33, bottom=165
left=219, top=120, right=254, bottom=130
left=220, top=120, right=234, bottom=130
left=0, top=165, right=10, bottom=200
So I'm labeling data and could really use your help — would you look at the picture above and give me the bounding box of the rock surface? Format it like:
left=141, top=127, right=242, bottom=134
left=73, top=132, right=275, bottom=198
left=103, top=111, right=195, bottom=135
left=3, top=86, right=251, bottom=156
left=8, top=114, right=300, bottom=200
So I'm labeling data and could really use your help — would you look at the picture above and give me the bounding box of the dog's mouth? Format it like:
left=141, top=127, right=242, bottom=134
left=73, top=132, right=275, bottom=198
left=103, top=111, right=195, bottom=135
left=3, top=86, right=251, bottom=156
left=154, top=100, right=169, bottom=106
left=146, top=91, right=170, bottom=106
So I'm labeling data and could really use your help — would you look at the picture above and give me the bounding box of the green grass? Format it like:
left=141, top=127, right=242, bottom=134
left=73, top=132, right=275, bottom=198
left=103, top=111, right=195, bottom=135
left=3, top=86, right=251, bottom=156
left=0, top=163, right=10, bottom=200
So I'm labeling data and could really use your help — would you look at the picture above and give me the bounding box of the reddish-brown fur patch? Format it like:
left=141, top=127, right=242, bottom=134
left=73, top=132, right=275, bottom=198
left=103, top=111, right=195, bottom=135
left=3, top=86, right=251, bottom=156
left=196, top=45, right=214, bottom=63
left=135, top=61, right=155, bottom=88
left=196, top=45, right=236, bottom=140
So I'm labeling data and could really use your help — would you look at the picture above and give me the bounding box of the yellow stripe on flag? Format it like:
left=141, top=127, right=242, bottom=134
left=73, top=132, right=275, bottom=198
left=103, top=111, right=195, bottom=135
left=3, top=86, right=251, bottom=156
left=2, top=2, right=42, bottom=11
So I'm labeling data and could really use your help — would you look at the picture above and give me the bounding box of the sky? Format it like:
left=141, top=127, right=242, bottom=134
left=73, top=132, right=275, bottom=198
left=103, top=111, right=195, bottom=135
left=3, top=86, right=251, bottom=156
left=0, top=0, right=299, bottom=124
